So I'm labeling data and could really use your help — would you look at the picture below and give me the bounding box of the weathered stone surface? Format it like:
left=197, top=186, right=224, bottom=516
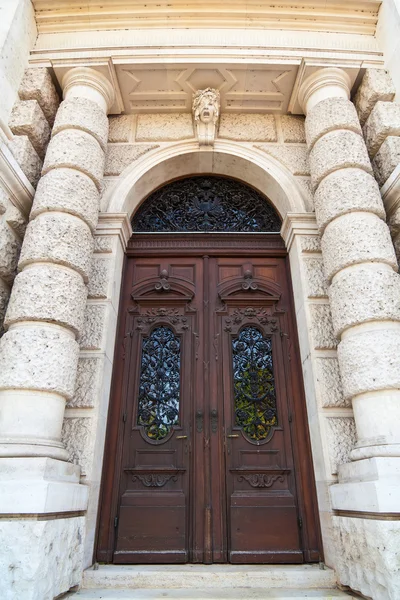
left=333, top=516, right=400, bottom=600
left=9, top=99, right=51, bottom=159
left=330, top=266, right=400, bottom=336
left=0, top=219, right=20, bottom=283
left=43, top=130, right=105, bottom=190
left=338, top=328, right=400, bottom=399
left=354, top=69, right=396, bottom=126
left=99, top=178, right=117, bottom=212
left=0, top=325, right=79, bottom=398
left=316, top=357, right=348, bottom=408
left=281, top=115, right=306, bottom=143
left=67, top=357, right=103, bottom=408
left=0, top=187, right=8, bottom=215
left=372, top=136, right=400, bottom=187
left=19, top=67, right=60, bottom=127
left=256, top=144, right=309, bottom=175
left=299, top=236, right=321, bottom=253
left=0, top=278, right=10, bottom=336
left=88, top=257, right=111, bottom=298
left=104, top=144, right=158, bottom=176
left=32, top=168, right=99, bottom=232
left=303, top=257, right=328, bottom=298
left=310, top=130, right=372, bottom=190
left=322, top=212, right=397, bottom=282
left=62, top=416, right=94, bottom=477
left=5, top=203, right=27, bottom=239
left=53, top=96, right=109, bottom=151
left=108, top=115, right=133, bottom=143
left=19, top=213, right=94, bottom=281
left=79, top=304, right=106, bottom=350
left=363, top=101, right=400, bottom=158
left=306, top=97, right=361, bottom=150
left=8, top=135, right=42, bottom=188
left=295, top=176, right=314, bottom=211
left=310, top=304, right=337, bottom=349
left=93, top=235, right=113, bottom=253
left=314, top=168, right=385, bottom=233
left=5, top=265, right=87, bottom=336
left=326, top=417, right=356, bottom=475
left=136, top=113, right=194, bottom=141
left=219, top=114, right=277, bottom=141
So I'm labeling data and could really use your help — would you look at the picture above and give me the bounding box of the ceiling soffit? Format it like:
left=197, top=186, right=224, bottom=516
left=32, top=1, right=382, bottom=36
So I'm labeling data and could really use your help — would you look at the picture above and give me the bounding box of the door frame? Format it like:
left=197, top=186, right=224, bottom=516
left=95, top=233, right=323, bottom=564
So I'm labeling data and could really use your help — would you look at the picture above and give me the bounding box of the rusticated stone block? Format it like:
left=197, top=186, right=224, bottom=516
left=8, top=135, right=42, bottom=188
left=306, top=97, right=361, bottom=150
left=79, top=304, right=106, bottom=350
left=0, top=187, right=8, bottom=215
left=43, top=129, right=105, bottom=190
left=322, top=212, right=397, bottom=282
left=303, top=257, right=328, bottom=298
left=19, top=67, right=60, bottom=127
left=104, top=144, right=159, bottom=176
left=256, top=144, right=309, bottom=176
left=314, top=168, right=385, bottom=234
left=136, top=113, right=194, bottom=141
left=326, top=417, right=356, bottom=475
left=372, top=136, right=400, bottom=187
left=67, top=357, right=103, bottom=408
left=9, top=99, right=51, bottom=159
left=108, top=115, right=133, bottom=142
left=0, top=218, right=20, bottom=283
left=354, top=69, right=396, bottom=126
left=0, top=325, right=79, bottom=399
left=309, top=304, right=337, bottom=349
left=363, top=101, right=400, bottom=158
left=94, top=235, right=113, bottom=253
left=19, top=212, right=94, bottom=281
left=32, top=168, right=99, bottom=232
left=53, top=96, right=109, bottom=151
left=5, top=203, right=27, bottom=239
left=299, top=236, right=321, bottom=253
left=5, top=264, right=87, bottom=336
left=281, top=115, right=306, bottom=143
left=88, top=257, right=111, bottom=299
left=310, top=130, right=372, bottom=190
left=338, top=328, right=400, bottom=399
left=0, top=278, right=10, bottom=336
left=62, top=416, right=94, bottom=477
left=333, top=516, right=400, bottom=600
left=330, top=265, right=400, bottom=337
left=316, top=357, right=348, bottom=408
left=219, top=114, right=277, bottom=141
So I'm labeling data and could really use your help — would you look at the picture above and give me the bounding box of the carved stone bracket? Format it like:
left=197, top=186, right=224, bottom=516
left=192, top=88, right=220, bottom=146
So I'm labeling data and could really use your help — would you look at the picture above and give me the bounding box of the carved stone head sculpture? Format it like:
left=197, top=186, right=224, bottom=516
left=192, top=88, right=221, bottom=146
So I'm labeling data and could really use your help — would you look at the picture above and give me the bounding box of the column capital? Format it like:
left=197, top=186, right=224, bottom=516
left=298, top=67, right=352, bottom=114
left=61, top=66, right=115, bottom=113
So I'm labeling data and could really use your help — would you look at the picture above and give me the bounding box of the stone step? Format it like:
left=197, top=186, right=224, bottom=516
left=83, top=565, right=337, bottom=591
left=68, top=588, right=357, bottom=599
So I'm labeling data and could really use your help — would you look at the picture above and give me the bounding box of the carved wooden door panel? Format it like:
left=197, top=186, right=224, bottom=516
left=211, top=257, right=303, bottom=562
left=113, top=257, right=204, bottom=563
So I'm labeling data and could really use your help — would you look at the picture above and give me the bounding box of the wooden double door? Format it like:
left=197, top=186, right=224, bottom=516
left=97, top=234, right=321, bottom=565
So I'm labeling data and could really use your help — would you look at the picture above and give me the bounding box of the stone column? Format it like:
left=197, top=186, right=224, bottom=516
left=299, top=68, right=400, bottom=599
left=0, top=66, right=114, bottom=464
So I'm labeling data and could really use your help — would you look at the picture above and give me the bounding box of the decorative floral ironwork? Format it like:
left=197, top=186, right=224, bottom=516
left=232, top=326, right=278, bottom=441
left=238, top=473, right=284, bottom=488
left=132, top=176, right=281, bottom=232
left=137, top=326, right=181, bottom=441
left=132, top=473, right=178, bottom=487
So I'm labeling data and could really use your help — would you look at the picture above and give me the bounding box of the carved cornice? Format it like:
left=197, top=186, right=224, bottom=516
left=381, top=164, right=400, bottom=220
left=62, top=67, right=115, bottom=112
left=281, top=213, right=319, bottom=251
left=96, top=213, right=132, bottom=248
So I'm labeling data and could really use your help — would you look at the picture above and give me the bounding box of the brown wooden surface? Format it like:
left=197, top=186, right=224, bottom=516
left=96, top=234, right=322, bottom=564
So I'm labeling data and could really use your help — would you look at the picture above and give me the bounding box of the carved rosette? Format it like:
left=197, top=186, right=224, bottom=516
left=192, top=88, right=221, bottom=146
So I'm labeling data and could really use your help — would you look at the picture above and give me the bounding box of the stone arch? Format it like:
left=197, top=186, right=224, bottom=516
left=106, top=140, right=308, bottom=222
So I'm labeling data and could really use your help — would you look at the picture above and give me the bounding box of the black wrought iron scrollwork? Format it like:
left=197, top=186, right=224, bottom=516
left=137, top=326, right=180, bottom=441
left=131, top=176, right=281, bottom=232
left=232, top=326, right=278, bottom=441
left=132, top=473, right=178, bottom=487
left=238, top=473, right=284, bottom=488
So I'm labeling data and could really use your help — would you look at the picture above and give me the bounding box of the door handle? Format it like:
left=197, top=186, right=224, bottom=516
left=227, top=434, right=239, bottom=438
left=176, top=435, right=188, bottom=440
